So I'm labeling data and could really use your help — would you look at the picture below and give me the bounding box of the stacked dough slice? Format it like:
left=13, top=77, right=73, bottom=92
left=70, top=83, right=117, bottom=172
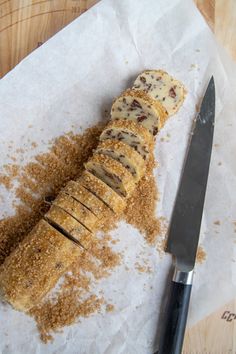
left=0, top=70, right=186, bottom=311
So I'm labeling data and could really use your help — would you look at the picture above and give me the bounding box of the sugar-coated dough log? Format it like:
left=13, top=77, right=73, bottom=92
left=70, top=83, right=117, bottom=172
left=63, top=180, right=113, bottom=220
left=111, top=89, right=167, bottom=135
left=78, top=171, right=126, bottom=214
left=133, top=70, right=186, bottom=116
left=53, top=192, right=98, bottom=232
left=100, top=118, right=154, bottom=160
left=0, top=220, right=81, bottom=311
left=45, top=205, right=95, bottom=249
left=85, top=154, right=135, bottom=198
left=96, top=139, right=145, bottom=181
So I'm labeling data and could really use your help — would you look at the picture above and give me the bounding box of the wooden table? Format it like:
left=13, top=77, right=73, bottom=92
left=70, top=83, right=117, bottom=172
left=0, top=1, right=235, bottom=352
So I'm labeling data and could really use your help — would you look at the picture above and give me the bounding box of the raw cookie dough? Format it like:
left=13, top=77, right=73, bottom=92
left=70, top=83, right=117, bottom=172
left=111, top=89, right=167, bottom=135
left=133, top=70, right=186, bottom=116
left=0, top=219, right=82, bottom=311
left=85, top=153, right=135, bottom=197
left=100, top=118, right=154, bottom=160
left=78, top=171, right=126, bottom=214
left=63, top=180, right=113, bottom=220
left=45, top=205, right=95, bottom=249
left=96, top=139, right=145, bottom=181
left=53, top=192, right=98, bottom=232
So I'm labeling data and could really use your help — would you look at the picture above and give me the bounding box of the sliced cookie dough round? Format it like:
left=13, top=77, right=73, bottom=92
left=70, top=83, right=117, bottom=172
left=85, top=153, right=135, bottom=198
left=0, top=219, right=82, bottom=311
left=96, top=139, right=145, bottom=181
left=78, top=170, right=126, bottom=214
left=45, top=205, right=96, bottom=250
left=63, top=180, right=113, bottom=220
left=111, top=89, right=167, bottom=135
left=99, top=118, right=154, bottom=160
left=52, top=192, right=99, bottom=232
left=133, top=70, right=187, bottom=116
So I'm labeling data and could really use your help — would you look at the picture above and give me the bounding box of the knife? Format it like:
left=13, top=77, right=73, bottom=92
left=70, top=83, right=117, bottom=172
left=157, top=77, right=215, bottom=354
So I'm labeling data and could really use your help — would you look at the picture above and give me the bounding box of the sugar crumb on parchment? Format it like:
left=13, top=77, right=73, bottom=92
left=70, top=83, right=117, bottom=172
left=135, top=262, right=152, bottom=274
left=196, top=246, right=206, bottom=264
left=0, top=122, right=164, bottom=341
left=106, top=304, right=115, bottom=312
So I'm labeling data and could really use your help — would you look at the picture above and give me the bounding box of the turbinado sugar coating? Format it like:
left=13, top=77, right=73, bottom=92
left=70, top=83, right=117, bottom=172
left=85, top=153, right=135, bottom=197
left=45, top=205, right=95, bottom=250
left=52, top=192, right=99, bottom=232
left=78, top=170, right=126, bottom=214
left=96, top=139, right=145, bottom=181
left=0, top=220, right=82, bottom=311
left=111, top=89, right=168, bottom=135
left=63, top=180, right=113, bottom=220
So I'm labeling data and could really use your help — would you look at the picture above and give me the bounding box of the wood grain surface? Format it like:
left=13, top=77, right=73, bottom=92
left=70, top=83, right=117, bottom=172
left=0, top=1, right=235, bottom=353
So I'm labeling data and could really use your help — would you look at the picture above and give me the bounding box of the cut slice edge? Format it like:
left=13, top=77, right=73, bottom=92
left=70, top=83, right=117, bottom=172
left=45, top=205, right=96, bottom=250
left=99, top=118, right=154, bottom=160
left=85, top=153, right=135, bottom=198
left=44, top=216, right=84, bottom=249
left=96, top=139, right=145, bottom=181
left=133, top=69, right=187, bottom=116
left=63, top=180, right=113, bottom=220
left=111, top=88, right=168, bottom=135
left=77, top=170, right=126, bottom=214
left=52, top=192, right=99, bottom=232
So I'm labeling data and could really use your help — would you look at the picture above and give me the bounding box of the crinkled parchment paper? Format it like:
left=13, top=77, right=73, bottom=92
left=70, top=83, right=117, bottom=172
left=0, top=0, right=236, bottom=353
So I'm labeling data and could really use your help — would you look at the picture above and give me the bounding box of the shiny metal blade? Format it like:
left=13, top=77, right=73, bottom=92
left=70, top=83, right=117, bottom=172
left=166, top=77, right=215, bottom=272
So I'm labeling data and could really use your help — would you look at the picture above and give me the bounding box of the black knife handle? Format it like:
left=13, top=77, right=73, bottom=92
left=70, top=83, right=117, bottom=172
left=158, top=269, right=193, bottom=354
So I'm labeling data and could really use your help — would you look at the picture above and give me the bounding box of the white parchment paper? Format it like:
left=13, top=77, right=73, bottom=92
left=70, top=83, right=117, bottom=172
left=0, top=0, right=236, bottom=353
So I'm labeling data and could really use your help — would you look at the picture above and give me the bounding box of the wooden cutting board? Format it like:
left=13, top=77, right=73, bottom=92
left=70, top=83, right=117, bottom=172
left=0, top=1, right=235, bottom=352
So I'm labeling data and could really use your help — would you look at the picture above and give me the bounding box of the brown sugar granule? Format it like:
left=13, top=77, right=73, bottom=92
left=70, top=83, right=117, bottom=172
left=31, top=142, right=38, bottom=148
left=135, top=262, right=152, bottom=274
left=196, top=245, right=206, bottom=264
left=106, top=304, right=115, bottom=312
left=124, top=154, right=161, bottom=245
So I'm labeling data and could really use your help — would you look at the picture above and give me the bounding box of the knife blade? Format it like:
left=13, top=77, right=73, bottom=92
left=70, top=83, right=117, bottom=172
left=157, top=76, right=215, bottom=354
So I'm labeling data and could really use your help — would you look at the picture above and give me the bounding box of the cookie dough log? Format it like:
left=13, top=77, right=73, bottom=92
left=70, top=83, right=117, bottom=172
left=0, top=219, right=82, bottom=312
left=78, top=170, right=126, bottom=214
left=96, top=139, right=145, bottom=181
left=45, top=205, right=95, bottom=250
left=133, top=70, right=187, bottom=116
left=111, top=89, right=168, bottom=136
left=100, top=119, right=154, bottom=161
left=85, top=154, right=135, bottom=198
left=52, top=192, right=98, bottom=232
left=63, top=180, right=113, bottom=220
